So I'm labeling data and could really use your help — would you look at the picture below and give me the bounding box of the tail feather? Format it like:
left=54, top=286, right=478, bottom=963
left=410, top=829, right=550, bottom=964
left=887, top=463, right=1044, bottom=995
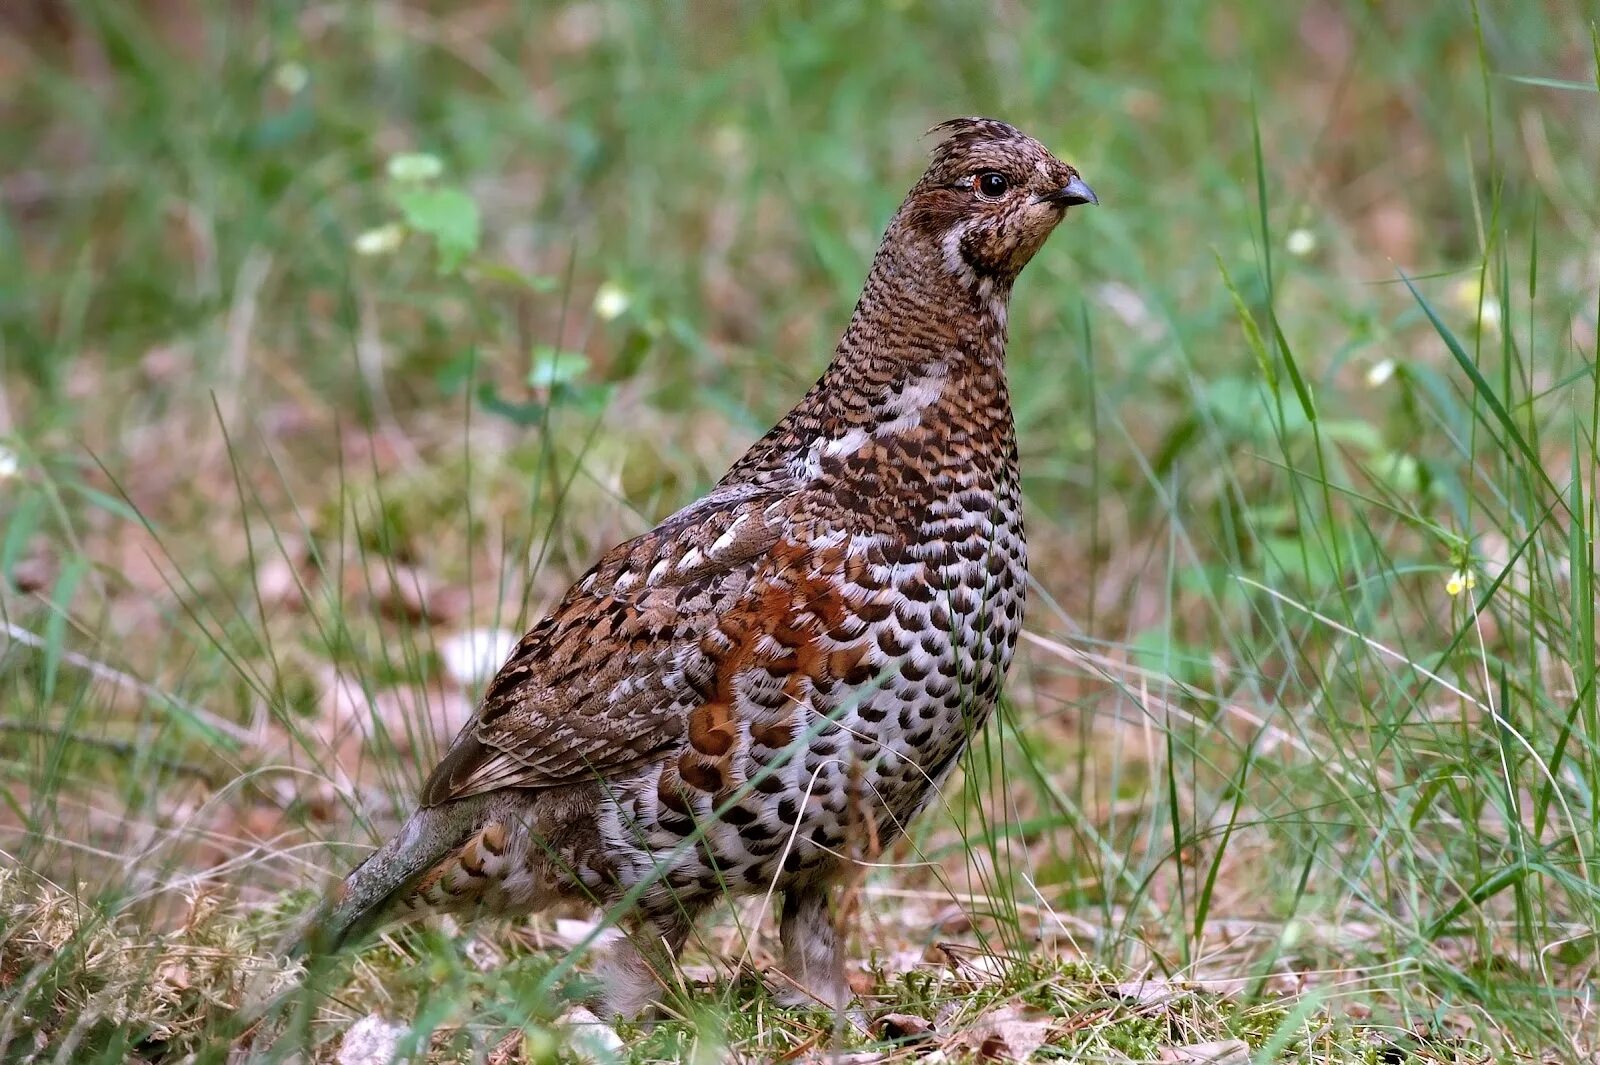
left=404, top=820, right=514, bottom=912
left=297, top=795, right=491, bottom=957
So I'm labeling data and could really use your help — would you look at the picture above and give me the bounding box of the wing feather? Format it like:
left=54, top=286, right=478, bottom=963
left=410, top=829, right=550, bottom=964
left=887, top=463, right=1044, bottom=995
left=419, top=485, right=791, bottom=806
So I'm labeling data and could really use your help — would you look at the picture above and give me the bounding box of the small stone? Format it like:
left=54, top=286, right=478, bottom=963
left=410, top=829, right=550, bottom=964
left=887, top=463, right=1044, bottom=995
left=563, top=1006, right=623, bottom=1062
left=552, top=916, right=622, bottom=948
left=337, top=1014, right=409, bottom=1065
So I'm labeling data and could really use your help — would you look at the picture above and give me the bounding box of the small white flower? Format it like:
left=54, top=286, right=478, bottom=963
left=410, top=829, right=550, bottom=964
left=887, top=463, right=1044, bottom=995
left=1285, top=228, right=1317, bottom=257
left=1451, top=277, right=1502, bottom=335
left=0, top=445, right=18, bottom=482
left=1477, top=298, right=1503, bottom=335
left=592, top=281, right=631, bottom=321
left=386, top=152, right=444, bottom=183
left=1445, top=568, right=1477, bottom=598
left=273, top=61, right=310, bottom=95
left=1365, top=358, right=1396, bottom=388
left=440, top=627, right=519, bottom=688
left=711, top=124, right=747, bottom=162
left=352, top=223, right=406, bottom=256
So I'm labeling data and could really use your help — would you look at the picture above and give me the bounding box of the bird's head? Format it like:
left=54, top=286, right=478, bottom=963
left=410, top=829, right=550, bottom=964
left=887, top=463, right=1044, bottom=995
left=899, top=117, right=1095, bottom=289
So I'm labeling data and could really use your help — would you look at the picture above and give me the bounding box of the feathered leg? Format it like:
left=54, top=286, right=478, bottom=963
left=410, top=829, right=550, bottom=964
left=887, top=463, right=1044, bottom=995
left=775, top=881, right=849, bottom=1010
left=594, top=906, right=701, bottom=1020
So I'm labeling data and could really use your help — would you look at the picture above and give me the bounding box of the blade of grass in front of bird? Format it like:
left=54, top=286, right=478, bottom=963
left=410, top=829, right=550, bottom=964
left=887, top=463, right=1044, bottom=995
left=1192, top=727, right=1257, bottom=945
left=1214, top=252, right=1275, bottom=393
left=1424, top=860, right=1541, bottom=941
left=1581, top=415, right=1600, bottom=820
left=1399, top=270, right=1566, bottom=508
left=1163, top=723, right=1189, bottom=968
left=1470, top=0, right=1497, bottom=154
left=1499, top=74, right=1598, bottom=93
left=1245, top=841, right=1317, bottom=1002
left=1251, top=988, right=1328, bottom=1065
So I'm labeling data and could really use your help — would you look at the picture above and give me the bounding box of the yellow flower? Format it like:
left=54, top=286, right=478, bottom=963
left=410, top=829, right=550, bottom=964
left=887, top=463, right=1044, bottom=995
left=1446, top=569, right=1477, bottom=597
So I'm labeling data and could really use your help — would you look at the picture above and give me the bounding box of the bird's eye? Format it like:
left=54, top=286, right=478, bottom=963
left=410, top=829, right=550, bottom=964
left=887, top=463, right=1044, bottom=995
left=974, top=172, right=1009, bottom=198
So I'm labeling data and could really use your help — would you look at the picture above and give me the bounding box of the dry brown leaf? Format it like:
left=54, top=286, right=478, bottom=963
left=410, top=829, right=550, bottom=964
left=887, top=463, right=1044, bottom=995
left=1114, top=977, right=1185, bottom=1007
left=8, top=541, right=55, bottom=594
left=1159, top=1039, right=1251, bottom=1064
left=876, top=1012, right=933, bottom=1043
left=961, top=1005, right=1052, bottom=1062
left=362, top=563, right=438, bottom=622
left=486, top=1031, right=522, bottom=1065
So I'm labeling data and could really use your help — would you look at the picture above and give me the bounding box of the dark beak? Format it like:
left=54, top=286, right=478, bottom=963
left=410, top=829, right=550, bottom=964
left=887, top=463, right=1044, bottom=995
left=1045, top=176, right=1098, bottom=207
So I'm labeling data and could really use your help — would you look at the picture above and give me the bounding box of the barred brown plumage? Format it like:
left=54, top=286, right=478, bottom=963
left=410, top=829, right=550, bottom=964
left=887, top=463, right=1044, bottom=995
left=302, top=117, right=1095, bottom=1018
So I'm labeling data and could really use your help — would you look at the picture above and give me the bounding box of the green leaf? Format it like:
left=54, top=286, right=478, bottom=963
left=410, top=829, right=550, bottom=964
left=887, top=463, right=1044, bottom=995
left=527, top=347, right=591, bottom=389
left=393, top=186, right=481, bottom=271
left=62, top=481, right=145, bottom=524
left=1, top=490, right=43, bottom=578
left=434, top=348, right=479, bottom=395
left=1499, top=73, right=1598, bottom=93
left=1399, top=270, right=1564, bottom=505
left=605, top=326, right=655, bottom=382
left=469, top=260, right=559, bottom=292
left=387, top=151, right=445, bottom=182
left=1369, top=450, right=1423, bottom=496
left=1214, top=253, right=1275, bottom=391
left=476, top=382, right=545, bottom=426
left=1257, top=533, right=1340, bottom=589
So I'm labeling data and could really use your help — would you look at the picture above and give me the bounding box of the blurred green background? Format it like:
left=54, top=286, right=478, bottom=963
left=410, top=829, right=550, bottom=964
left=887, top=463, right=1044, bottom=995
left=1, top=1, right=1597, bottom=1061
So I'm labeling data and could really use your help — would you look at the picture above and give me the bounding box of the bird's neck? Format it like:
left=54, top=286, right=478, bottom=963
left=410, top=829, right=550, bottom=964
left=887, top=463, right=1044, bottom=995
left=836, top=228, right=1012, bottom=371
left=722, top=228, right=1017, bottom=489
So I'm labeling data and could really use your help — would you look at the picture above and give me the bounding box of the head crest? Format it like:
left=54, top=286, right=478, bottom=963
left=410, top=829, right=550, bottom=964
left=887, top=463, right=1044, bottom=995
left=925, top=117, right=1027, bottom=166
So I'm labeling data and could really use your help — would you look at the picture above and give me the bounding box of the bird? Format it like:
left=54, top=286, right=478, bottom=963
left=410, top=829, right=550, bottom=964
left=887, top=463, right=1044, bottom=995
left=304, top=117, right=1096, bottom=1019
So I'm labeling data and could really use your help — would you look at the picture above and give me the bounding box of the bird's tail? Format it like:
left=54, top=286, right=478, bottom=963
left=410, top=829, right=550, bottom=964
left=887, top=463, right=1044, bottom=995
left=296, top=794, right=497, bottom=957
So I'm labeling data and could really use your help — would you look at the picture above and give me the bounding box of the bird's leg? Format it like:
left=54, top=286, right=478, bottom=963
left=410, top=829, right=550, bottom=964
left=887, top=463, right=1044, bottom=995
left=775, top=882, right=850, bottom=1011
left=594, top=908, right=695, bottom=1021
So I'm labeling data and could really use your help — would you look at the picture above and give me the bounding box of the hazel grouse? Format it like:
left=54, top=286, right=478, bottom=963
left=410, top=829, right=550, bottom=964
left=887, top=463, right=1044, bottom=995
left=306, top=118, right=1096, bottom=1018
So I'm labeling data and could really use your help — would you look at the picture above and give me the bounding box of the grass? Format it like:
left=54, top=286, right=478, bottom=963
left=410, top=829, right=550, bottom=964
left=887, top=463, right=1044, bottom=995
left=1, top=0, right=1598, bottom=1060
